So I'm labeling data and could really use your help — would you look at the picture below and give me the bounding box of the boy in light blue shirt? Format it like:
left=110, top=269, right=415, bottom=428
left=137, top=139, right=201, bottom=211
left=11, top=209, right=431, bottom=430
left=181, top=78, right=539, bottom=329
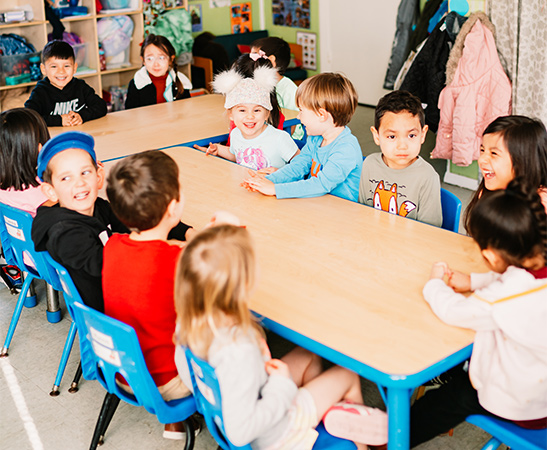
left=242, top=72, right=363, bottom=201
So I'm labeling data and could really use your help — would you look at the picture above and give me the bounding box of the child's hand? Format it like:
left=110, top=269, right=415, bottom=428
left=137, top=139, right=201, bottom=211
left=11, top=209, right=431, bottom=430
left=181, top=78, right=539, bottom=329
left=70, top=112, right=83, bottom=126
left=207, top=211, right=240, bottom=227
left=257, top=167, right=278, bottom=175
left=61, top=113, right=74, bottom=127
left=242, top=171, right=276, bottom=196
left=194, top=143, right=218, bottom=156
left=259, top=337, right=271, bottom=361
left=430, top=262, right=451, bottom=280
left=447, top=270, right=472, bottom=293
left=265, top=359, right=291, bottom=378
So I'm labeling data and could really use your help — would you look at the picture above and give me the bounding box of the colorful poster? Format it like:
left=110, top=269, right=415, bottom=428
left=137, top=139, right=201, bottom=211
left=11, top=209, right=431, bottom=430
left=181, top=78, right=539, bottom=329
left=189, top=4, right=202, bottom=32
left=231, top=2, right=252, bottom=34
left=209, top=0, right=230, bottom=8
left=272, top=0, right=310, bottom=29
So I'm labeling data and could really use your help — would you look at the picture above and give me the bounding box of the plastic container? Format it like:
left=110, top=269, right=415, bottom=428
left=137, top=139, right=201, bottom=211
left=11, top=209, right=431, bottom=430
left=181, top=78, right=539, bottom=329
left=0, top=51, right=40, bottom=86
left=71, top=42, right=89, bottom=69
left=100, top=0, right=131, bottom=10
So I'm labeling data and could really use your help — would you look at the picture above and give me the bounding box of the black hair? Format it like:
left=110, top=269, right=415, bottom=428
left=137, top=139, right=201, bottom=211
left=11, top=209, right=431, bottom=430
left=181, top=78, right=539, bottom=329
left=250, top=37, right=291, bottom=75
left=374, top=90, right=425, bottom=130
left=464, top=115, right=547, bottom=233
left=232, top=53, right=281, bottom=129
left=468, top=179, right=547, bottom=267
left=141, top=34, right=187, bottom=100
left=0, top=108, right=50, bottom=190
left=42, top=40, right=75, bottom=62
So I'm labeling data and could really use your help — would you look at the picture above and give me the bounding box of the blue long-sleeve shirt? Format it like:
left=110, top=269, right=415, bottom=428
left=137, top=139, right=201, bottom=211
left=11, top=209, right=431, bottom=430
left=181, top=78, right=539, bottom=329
left=266, top=127, right=363, bottom=201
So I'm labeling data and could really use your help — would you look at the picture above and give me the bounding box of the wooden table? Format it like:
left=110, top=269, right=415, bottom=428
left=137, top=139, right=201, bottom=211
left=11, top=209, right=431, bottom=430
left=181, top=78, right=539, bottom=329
left=49, top=95, right=299, bottom=163
left=105, top=147, right=486, bottom=449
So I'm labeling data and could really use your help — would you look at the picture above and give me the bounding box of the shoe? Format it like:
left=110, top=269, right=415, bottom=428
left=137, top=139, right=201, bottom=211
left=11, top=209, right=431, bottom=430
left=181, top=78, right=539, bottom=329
left=323, top=402, right=388, bottom=446
left=1, top=265, right=22, bottom=294
left=163, top=415, right=202, bottom=440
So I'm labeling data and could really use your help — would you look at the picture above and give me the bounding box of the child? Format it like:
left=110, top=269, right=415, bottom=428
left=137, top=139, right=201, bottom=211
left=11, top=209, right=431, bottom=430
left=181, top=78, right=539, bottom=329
left=242, top=72, right=363, bottom=202
left=410, top=182, right=547, bottom=447
left=173, top=225, right=388, bottom=449
left=125, top=34, right=192, bottom=110
left=25, top=40, right=107, bottom=127
left=0, top=108, right=51, bottom=216
left=196, top=66, right=299, bottom=171
left=31, top=131, right=128, bottom=311
left=358, top=90, right=442, bottom=227
left=103, top=151, right=192, bottom=439
left=250, top=36, right=304, bottom=139
left=464, top=115, right=547, bottom=230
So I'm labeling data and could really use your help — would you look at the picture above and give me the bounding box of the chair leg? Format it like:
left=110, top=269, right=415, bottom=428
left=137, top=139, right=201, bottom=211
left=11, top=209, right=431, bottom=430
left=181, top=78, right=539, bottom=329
left=24, top=274, right=37, bottom=308
left=1, top=274, right=34, bottom=357
left=50, top=322, right=77, bottom=396
left=45, top=284, right=61, bottom=323
left=90, top=393, right=120, bottom=450
left=68, top=361, right=83, bottom=393
left=183, top=419, right=195, bottom=450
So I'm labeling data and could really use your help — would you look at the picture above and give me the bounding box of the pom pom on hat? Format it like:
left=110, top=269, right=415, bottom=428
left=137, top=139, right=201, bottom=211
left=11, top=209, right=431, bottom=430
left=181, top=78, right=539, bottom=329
left=213, top=66, right=278, bottom=111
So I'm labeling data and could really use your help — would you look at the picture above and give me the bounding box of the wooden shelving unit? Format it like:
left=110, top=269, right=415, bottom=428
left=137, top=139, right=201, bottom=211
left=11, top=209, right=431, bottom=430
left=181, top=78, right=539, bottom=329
left=0, top=0, right=189, bottom=109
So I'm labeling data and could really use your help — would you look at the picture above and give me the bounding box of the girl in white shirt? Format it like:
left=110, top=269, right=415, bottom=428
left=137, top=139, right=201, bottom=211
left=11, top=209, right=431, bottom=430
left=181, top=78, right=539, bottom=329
left=411, top=181, right=547, bottom=447
left=174, top=225, right=387, bottom=450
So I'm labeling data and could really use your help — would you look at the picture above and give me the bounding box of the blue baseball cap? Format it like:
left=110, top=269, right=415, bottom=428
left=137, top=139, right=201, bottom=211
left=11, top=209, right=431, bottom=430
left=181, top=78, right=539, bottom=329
left=37, top=131, right=97, bottom=181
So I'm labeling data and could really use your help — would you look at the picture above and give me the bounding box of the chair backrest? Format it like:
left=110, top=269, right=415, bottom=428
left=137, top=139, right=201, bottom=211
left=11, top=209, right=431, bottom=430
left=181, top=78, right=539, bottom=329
left=466, top=414, right=547, bottom=450
left=0, top=202, right=61, bottom=290
left=45, top=254, right=97, bottom=381
left=184, top=347, right=250, bottom=450
left=71, top=301, right=195, bottom=424
left=440, top=188, right=462, bottom=233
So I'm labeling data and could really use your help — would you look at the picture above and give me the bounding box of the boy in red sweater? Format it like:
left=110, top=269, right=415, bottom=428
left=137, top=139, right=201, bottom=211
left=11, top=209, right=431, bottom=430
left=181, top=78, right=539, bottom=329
left=103, top=151, right=191, bottom=440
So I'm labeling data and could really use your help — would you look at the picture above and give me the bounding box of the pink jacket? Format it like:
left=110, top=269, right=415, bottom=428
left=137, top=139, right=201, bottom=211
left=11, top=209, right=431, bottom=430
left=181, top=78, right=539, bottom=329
left=433, top=17, right=511, bottom=166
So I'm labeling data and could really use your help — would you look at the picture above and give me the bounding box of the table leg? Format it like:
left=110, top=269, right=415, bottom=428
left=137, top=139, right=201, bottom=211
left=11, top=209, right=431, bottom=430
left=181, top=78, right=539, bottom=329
left=387, top=386, right=412, bottom=450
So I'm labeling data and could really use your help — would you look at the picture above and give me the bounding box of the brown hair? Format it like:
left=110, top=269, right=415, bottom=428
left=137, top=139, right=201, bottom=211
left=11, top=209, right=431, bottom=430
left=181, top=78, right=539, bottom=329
left=0, top=108, right=50, bottom=190
left=141, top=34, right=186, bottom=100
left=106, top=151, right=180, bottom=232
left=295, top=72, right=358, bottom=127
left=174, top=225, right=263, bottom=359
left=374, top=90, right=425, bottom=130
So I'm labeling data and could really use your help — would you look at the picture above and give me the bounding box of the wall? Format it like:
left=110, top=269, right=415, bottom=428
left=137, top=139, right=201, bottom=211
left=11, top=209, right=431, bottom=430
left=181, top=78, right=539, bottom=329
left=189, top=0, right=320, bottom=75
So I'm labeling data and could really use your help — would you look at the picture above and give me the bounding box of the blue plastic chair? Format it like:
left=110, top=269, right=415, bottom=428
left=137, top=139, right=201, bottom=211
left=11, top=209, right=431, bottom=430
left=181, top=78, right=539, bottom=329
left=466, top=414, right=547, bottom=450
left=184, top=347, right=357, bottom=450
left=440, top=188, right=462, bottom=233
left=71, top=301, right=197, bottom=450
left=0, top=203, right=63, bottom=356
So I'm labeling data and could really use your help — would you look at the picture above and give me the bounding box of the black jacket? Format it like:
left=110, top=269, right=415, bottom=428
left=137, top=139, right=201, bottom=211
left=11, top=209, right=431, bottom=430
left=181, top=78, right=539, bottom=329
left=25, top=77, right=107, bottom=127
left=125, top=77, right=190, bottom=110
left=31, top=198, right=128, bottom=312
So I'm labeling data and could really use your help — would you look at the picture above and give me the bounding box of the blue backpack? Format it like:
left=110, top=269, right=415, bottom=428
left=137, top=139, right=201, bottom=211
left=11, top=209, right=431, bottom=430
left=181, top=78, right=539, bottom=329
left=0, top=33, right=36, bottom=56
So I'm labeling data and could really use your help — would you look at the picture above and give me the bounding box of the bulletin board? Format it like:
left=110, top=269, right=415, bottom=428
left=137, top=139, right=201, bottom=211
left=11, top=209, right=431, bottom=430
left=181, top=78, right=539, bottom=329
left=231, top=2, right=252, bottom=34
left=272, top=0, right=310, bottom=29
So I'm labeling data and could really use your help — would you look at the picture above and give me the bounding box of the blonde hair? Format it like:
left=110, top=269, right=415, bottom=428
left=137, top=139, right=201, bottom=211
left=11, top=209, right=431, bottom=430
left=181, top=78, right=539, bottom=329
left=174, top=225, right=264, bottom=359
left=295, top=72, right=358, bottom=127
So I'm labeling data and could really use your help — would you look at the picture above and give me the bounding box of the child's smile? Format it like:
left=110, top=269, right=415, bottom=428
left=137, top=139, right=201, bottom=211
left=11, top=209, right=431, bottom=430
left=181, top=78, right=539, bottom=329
left=479, top=132, right=514, bottom=191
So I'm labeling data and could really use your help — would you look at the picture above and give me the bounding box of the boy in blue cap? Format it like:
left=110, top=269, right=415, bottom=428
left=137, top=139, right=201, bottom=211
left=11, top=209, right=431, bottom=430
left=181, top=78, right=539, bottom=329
left=31, top=132, right=192, bottom=311
left=31, top=131, right=127, bottom=311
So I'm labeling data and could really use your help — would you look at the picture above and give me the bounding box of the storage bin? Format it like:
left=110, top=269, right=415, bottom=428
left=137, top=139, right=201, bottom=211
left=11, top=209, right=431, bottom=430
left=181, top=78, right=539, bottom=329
left=105, top=46, right=129, bottom=69
left=0, top=51, right=40, bottom=86
left=100, top=0, right=134, bottom=10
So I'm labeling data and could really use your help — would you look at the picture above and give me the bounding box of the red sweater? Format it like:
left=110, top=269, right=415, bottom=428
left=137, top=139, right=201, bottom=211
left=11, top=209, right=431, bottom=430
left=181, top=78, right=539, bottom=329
left=103, top=234, right=183, bottom=386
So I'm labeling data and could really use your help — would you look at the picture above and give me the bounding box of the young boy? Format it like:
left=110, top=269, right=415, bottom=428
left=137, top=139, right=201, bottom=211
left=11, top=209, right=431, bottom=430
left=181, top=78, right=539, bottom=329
left=31, top=131, right=128, bottom=312
left=25, top=40, right=107, bottom=127
left=103, top=151, right=190, bottom=439
left=242, top=72, right=363, bottom=202
left=358, top=90, right=442, bottom=227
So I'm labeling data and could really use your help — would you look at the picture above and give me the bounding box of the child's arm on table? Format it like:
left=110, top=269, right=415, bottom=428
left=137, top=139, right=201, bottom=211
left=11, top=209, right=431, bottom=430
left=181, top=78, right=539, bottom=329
left=424, top=262, right=497, bottom=331
left=194, top=143, right=236, bottom=162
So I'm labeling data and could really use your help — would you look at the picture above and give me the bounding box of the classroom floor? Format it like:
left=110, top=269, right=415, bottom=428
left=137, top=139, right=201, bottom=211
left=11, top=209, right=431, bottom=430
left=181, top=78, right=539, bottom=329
left=1, top=106, right=501, bottom=450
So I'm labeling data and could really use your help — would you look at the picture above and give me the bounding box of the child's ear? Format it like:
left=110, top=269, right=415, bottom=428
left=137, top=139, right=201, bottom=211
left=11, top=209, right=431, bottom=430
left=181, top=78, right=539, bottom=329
left=420, top=124, right=429, bottom=144
left=317, top=108, right=331, bottom=122
left=370, top=126, right=381, bottom=146
left=481, top=248, right=506, bottom=271
left=40, top=63, right=46, bottom=77
left=96, top=163, right=105, bottom=190
left=267, top=54, right=277, bottom=67
left=41, top=182, right=59, bottom=203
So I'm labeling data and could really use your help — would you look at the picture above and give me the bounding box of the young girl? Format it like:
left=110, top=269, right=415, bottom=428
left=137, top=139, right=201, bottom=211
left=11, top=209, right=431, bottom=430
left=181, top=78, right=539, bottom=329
left=464, top=115, right=547, bottom=230
left=0, top=108, right=51, bottom=216
left=125, top=34, right=192, bottom=110
left=195, top=66, right=299, bottom=171
left=174, top=225, right=388, bottom=449
left=411, top=181, right=547, bottom=447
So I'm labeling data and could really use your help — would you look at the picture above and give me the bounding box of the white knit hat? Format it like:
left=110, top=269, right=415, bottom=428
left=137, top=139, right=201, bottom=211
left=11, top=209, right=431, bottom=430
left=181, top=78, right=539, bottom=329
left=212, top=66, right=278, bottom=111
